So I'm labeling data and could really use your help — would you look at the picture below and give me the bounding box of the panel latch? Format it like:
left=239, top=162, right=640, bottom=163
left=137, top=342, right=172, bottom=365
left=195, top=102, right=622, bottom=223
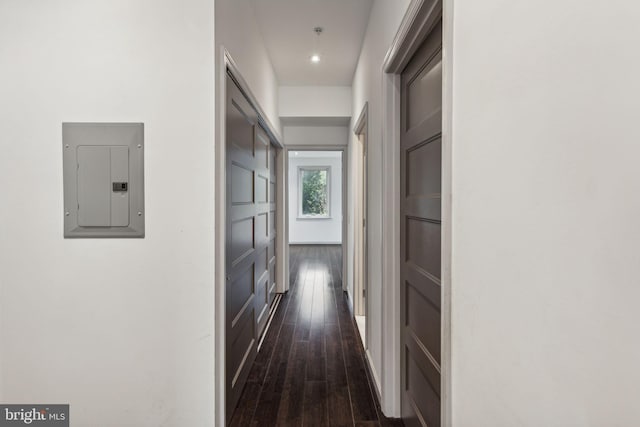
left=112, top=182, right=128, bottom=192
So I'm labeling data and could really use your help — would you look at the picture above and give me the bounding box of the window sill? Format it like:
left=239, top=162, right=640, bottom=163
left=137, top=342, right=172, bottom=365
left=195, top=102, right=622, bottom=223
left=297, top=216, right=332, bottom=221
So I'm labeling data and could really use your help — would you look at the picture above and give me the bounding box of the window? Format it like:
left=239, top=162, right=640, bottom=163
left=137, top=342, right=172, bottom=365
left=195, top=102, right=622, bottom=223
left=298, top=167, right=330, bottom=218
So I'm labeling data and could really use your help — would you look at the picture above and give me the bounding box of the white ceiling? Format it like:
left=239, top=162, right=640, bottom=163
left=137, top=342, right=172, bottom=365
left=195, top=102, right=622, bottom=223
left=251, top=0, right=374, bottom=86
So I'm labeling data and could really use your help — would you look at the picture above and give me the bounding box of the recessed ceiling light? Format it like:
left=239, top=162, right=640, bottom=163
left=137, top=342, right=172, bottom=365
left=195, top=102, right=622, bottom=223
left=310, top=27, right=323, bottom=64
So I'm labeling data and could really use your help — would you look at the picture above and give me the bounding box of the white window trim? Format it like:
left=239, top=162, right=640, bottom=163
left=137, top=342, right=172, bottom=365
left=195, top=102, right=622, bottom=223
left=297, top=166, right=331, bottom=219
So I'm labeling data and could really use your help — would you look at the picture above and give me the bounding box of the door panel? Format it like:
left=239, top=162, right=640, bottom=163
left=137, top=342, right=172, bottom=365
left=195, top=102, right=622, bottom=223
left=400, top=20, right=443, bottom=427
left=406, top=347, right=441, bottom=426
left=407, top=138, right=441, bottom=196
left=406, top=218, right=441, bottom=277
left=256, top=212, right=268, bottom=245
left=256, top=175, right=268, bottom=203
left=230, top=164, right=254, bottom=204
left=230, top=217, right=254, bottom=265
left=406, top=280, right=441, bottom=363
left=255, top=128, right=269, bottom=168
left=229, top=264, right=254, bottom=326
left=226, top=73, right=278, bottom=422
left=407, top=60, right=443, bottom=130
left=229, top=307, right=255, bottom=387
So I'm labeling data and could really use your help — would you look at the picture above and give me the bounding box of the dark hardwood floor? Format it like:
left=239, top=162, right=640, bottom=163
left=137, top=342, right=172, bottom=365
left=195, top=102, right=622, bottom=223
left=230, top=245, right=403, bottom=427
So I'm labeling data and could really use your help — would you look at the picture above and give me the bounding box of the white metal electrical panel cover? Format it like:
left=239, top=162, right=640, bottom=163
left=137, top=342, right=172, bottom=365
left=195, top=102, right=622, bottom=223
left=63, top=123, right=144, bottom=238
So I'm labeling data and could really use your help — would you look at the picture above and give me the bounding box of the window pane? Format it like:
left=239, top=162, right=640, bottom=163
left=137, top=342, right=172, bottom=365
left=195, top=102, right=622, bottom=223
left=301, top=169, right=328, bottom=216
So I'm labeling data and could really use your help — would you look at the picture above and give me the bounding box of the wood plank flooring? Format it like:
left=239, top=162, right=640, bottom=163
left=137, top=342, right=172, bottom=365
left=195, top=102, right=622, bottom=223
left=230, top=245, right=404, bottom=427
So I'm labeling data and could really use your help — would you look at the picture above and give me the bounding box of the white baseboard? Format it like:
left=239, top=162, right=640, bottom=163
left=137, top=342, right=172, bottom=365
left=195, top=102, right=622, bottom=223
left=365, top=349, right=383, bottom=401
left=346, top=290, right=354, bottom=315
left=289, top=241, right=342, bottom=245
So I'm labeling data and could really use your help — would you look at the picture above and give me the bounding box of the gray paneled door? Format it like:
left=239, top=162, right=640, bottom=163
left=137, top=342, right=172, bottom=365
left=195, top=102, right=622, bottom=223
left=226, top=73, right=278, bottom=422
left=400, top=20, right=443, bottom=427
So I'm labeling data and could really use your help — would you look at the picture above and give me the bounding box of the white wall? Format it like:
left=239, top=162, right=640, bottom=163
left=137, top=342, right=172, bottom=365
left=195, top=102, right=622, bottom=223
left=288, top=155, right=343, bottom=244
left=283, top=125, right=349, bottom=147
left=0, top=1, right=215, bottom=426
left=216, top=0, right=280, bottom=131
left=280, top=86, right=352, bottom=118
left=451, top=1, right=640, bottom=425
left=349, top=0, right=411, bottom=403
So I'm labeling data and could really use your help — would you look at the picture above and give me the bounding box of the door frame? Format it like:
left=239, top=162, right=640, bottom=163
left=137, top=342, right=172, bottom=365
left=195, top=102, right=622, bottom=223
left=284, top=145, right=348, bottom=293
left=353, top=103, right=369, bottom=349
left=215, top=48, right=287, bottom=426
left=380, top=0, right=453, bottom=424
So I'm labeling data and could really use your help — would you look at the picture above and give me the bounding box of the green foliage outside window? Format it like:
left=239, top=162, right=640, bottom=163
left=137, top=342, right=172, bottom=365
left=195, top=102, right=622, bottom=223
left=301, top=169, right=328, bottom=216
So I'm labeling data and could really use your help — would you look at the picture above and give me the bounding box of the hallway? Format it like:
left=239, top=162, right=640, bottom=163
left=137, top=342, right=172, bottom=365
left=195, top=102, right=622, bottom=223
left=230, top=245, right=401, bottom=426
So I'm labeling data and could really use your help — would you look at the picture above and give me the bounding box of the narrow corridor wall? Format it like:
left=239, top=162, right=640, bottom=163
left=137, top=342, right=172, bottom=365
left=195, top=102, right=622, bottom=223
left=348, top=0, right=412, bottom=413
left=0, top=1, right=216, bottom=425
left=215, top=0, right=280, bottom=131
left=279, top=86, right=352, bottom=119
left=283, top=126, right=349, bottom=147
left=451, top=0, right=640, bottom=425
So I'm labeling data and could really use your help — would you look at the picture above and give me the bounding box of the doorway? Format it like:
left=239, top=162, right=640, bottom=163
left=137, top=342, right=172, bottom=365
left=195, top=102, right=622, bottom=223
left=285, top=148, right=346, bottom=328
left=353, top=105, right=368, bottom=348
left=287, top=150, right=343, bottom=246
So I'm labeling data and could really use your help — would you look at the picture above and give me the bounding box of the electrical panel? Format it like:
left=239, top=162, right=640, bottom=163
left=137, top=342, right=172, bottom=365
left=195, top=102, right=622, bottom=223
left=63, top=123, right=144, bottom=238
